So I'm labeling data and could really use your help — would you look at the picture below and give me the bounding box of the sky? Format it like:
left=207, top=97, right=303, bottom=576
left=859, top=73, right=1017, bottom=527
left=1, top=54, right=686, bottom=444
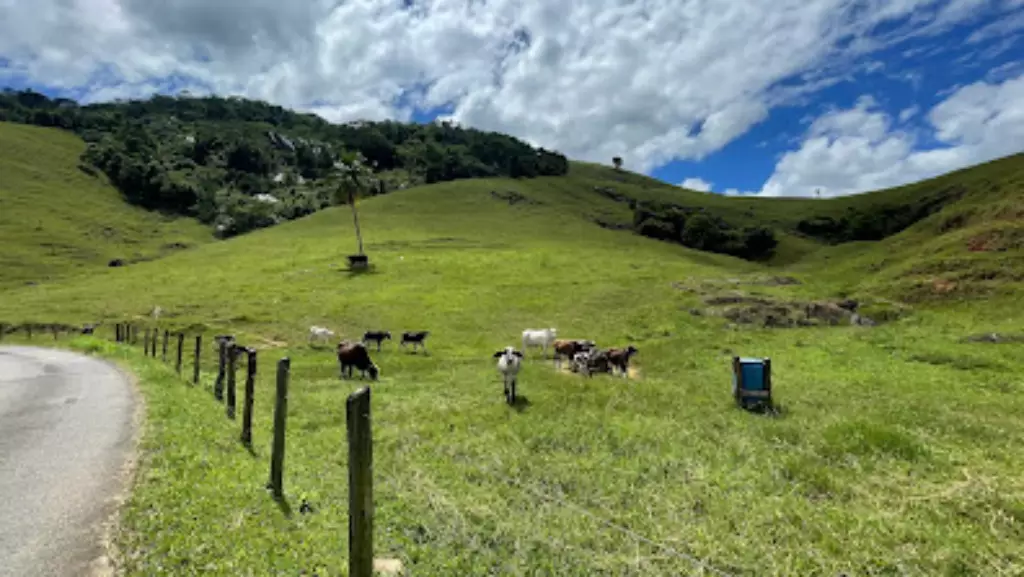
left=1, top=0, right=1022, bottom=198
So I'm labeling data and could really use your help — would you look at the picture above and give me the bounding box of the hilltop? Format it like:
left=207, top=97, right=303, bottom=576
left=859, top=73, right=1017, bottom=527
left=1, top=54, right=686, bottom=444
left=2, top=87, right=1022, bottom=274
left=0, top=89, right=568, bottom=239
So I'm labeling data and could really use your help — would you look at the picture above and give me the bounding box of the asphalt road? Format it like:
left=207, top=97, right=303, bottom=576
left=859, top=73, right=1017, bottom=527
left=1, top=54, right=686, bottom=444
left=0, top=346, right=135, bottom=577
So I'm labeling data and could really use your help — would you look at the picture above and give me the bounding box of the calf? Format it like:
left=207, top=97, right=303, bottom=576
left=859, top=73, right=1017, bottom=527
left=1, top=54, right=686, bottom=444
left=400, top=330, right=430, bottom=353
left=552, top=338, right=596, bottom=369
left=362, top=330, right=392, bottom=352
left=606, top=345, right=639, bottom=377
left=493, top=346, right=524, bottom=404
left=337, top=341, right=380, bottom=380
left=522, top=328, right=558, bottom=358
left=309, top=325, right=335, bottom=346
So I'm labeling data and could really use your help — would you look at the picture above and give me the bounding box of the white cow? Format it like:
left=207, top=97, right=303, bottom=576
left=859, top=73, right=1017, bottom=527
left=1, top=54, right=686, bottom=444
left=493, top=346, right=524, bottom=403
left=521, top=328, right=557, bottom=358
left=309, top=325, right=335, bottom=346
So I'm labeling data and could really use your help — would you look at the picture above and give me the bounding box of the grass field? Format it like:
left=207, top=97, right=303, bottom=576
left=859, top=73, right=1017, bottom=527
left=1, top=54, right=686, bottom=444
left=0, top=127, right=1022, bottom=576
left=0, top=122, right=212, bottom=289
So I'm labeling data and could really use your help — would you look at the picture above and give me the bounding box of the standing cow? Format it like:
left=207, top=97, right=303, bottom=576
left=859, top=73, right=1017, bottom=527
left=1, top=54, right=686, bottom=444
left=494, top=346, right=523, bottom=404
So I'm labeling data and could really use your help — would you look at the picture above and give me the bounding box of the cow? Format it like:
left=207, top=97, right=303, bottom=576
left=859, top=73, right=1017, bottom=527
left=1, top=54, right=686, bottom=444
left=571, top=348, right=612, bottom=377
left=362, top=330, right=392, bottom=352
left=400, top=330, right=430, bottom=353
left=606, top=345, right=639, bottom=377
left=552, top=338, right=597, bottom=369
left=493, top=346, right=524, bottom=404
left=337, top=341, right=380, bottom=380
left=309, top=325, right=335, bottom=346
left=522, top=328, right=557, bottom=358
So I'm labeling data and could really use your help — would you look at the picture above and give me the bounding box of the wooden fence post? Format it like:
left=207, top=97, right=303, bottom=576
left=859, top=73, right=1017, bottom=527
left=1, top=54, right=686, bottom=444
left=215, top=339, right=227, bottom=400
left=241, top=349, right=257, bottom=446
left=193, top=335, right=202, bottom=385
left=129, top=324, right=135, bottom=345
left=347, top=387, right=374, bottom=577
left=226, top=345, right=238, bottom=419
left=176, top=333, right=184, bottom=374
left=51, top=324, right=59, bottom=340
left=26, top=324, right=33, bottom=340
left=162, top=330, right=169, bottom=361
left=145, top=329, right=152, bottom=355
left=269, top=357, right=290, bottom=499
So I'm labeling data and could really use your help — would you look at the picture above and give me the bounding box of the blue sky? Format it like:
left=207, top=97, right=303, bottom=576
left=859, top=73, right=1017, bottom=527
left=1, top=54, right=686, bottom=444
left=651, top=16, right=1023, bottom=194
left=1, top=0, right=1022, bottom=197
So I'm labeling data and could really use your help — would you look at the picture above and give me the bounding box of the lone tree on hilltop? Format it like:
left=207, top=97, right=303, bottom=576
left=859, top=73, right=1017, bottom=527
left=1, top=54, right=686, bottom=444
left=612, top=156, right=623, bottom=170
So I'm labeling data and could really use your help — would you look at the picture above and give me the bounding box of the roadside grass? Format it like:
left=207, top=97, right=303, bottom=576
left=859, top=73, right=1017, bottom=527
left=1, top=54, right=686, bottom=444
left=0, top=122, right=212, bottom=289
left=2, top=173, right=1023, bottom=575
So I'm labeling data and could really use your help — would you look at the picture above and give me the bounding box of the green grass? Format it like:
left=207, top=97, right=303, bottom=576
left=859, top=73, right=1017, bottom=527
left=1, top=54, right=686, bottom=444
left=1, top=132, right=1023, bottom=575
left=0, top=122, right=212, bottom=288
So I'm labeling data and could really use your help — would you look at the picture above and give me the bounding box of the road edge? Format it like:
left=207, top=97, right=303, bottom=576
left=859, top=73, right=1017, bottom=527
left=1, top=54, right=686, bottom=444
left=81, top=353, right=146, bottom=577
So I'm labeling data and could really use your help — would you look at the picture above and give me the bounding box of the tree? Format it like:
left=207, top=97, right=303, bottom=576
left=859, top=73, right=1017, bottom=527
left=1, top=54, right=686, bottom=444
left=333, top=151, right=374, bottom=256
left=612, top=156, right=623, bottom=170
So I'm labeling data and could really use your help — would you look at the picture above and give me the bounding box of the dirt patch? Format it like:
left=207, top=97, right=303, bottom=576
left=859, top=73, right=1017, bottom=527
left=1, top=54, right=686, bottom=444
left=701, top=295, right=906, bottom=329
left=960, top=333, right=1024, bottom=344
left=753, top=276, right=802, bottom=286
left=490, top=190, right=540, bottom=206
left=252, top=336, right=288, bottom=349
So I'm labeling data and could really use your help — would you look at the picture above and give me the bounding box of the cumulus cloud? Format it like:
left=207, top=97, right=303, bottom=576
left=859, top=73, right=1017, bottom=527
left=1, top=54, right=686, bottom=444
left=757, top=73, right=1024, bottom=197
left=680, top=177, right=713, bottom=192
left=0, top=0, right=1011, bottom=173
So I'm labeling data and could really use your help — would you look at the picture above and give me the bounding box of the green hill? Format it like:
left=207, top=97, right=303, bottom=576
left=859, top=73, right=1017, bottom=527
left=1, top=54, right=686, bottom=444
left=0, top=147, right=1022, bottom=574
left=0, top=122, right=212, bottom=288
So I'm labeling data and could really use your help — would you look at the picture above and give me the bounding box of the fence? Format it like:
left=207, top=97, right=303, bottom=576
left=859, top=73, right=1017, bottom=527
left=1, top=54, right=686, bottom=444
left=0, top=320, right=378, bottom=577
left=0, top=320, right=735, bottom=576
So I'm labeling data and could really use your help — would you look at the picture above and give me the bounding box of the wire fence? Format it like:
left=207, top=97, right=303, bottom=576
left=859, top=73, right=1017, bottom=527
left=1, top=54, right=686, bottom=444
left=0, top=319, right=736, bottom=576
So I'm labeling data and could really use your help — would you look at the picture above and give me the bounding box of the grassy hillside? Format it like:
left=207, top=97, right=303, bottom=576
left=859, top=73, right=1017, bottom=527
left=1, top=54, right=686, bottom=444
left=1, top=168, right=1022, bottom=575
left=572, top=153, right=1024, bottom=265
left=0, top=122, right=212, bottom=288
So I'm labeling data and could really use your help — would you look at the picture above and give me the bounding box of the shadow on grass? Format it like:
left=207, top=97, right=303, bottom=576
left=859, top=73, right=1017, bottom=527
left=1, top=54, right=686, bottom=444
left=274, top=495, right=293, bottom=518
left=508, top=395, right=532, bottom=413
left=739, top=401, right=788, bottom=418
left=341, top=265, right=380, bottom=278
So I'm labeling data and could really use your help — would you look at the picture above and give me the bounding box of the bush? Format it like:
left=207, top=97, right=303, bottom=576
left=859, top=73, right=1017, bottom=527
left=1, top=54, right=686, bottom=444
left=632, top=205, right=778, bottom=261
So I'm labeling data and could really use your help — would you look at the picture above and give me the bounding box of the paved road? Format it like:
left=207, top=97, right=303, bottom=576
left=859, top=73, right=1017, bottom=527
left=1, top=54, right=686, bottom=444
left=0, top=346, right=136, bottom=577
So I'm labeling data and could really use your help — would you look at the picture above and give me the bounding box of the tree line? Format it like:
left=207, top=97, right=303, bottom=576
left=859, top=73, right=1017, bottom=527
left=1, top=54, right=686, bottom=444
left=0, top=88, right=569, bottom=237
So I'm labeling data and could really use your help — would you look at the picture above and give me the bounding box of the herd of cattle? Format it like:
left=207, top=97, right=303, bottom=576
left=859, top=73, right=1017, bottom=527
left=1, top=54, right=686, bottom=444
left=314, top=325, right=640, bottom=402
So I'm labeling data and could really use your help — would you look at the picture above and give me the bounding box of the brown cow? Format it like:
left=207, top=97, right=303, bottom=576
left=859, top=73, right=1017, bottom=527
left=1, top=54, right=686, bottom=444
left=337, top=341, right=380, bottom=380
left=552, top=339, right=597, bottom=369
left=605, top=345, right=639, bottom=377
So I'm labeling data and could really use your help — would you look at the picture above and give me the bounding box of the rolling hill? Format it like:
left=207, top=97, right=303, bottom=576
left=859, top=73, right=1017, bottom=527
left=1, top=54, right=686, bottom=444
left=0, top=97, right=1023, bottom=575
left=0, top=121, right=212, bottom=288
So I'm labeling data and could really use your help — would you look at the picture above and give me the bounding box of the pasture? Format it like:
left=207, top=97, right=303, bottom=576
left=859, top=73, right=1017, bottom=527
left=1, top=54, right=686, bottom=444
left=2, top=171, right=1022, bottom=576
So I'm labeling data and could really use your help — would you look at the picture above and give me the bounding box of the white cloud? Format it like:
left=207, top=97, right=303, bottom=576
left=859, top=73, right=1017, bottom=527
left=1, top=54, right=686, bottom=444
left=757, top=73, right=1024, bottom=197
left=898, top=105, right=920, bottom=122
left=680, top=177, right=713, bottom=192
left=0, top=0, right=1005, bottom=173
left=967, top=8, right=1024, bottom=42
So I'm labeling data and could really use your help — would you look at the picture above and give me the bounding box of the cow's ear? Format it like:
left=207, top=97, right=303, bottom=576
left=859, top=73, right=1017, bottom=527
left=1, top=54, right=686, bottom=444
left=493, top=351, right=504, bottom=358
left=513, top=351, right=523, bottom=358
